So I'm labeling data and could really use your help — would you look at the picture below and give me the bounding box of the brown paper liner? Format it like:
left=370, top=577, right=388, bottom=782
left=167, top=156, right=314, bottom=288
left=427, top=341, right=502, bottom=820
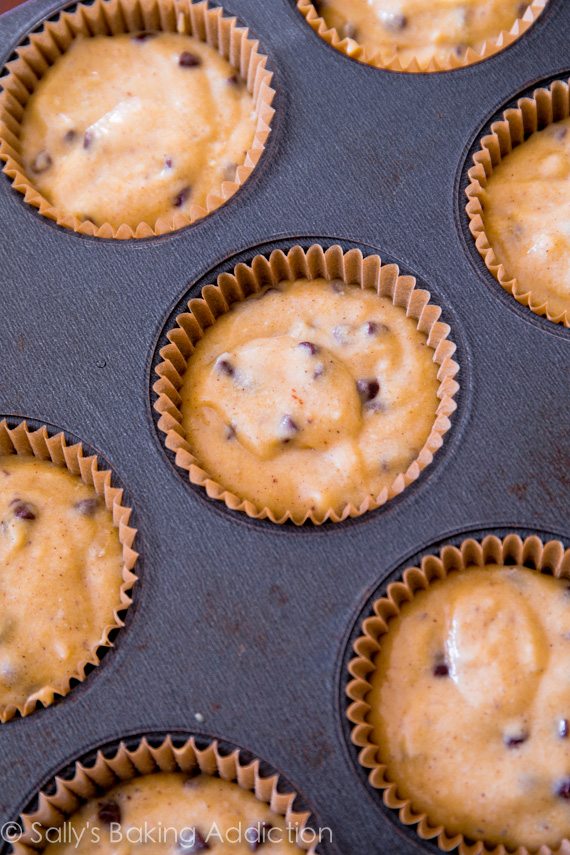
left=12, top=734, right=319, bottom=853
left=153, top=243, right=460, bottom=525
left=0, top=419, right=139, bottom=722
left=297, top=0, right=547, bottom=73
left=346, top=533, right=570, bottom=855
left=0, top=0, right=275, bottom=240
left=466, top=77, right=570, bottom=327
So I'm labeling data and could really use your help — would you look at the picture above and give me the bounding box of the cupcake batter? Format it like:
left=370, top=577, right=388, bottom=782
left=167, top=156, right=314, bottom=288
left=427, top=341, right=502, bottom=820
left=313, top=0, right=532, bottom=64
left=42, top=773, right=306, bottom=853
left=368, top=566, right=570, bottom=850
left=0, top=456, right=123, bottom=712
left=482, top=118, right=570, bottom=319
left=20, top=33, right=256, bottom=229
left=180, top=278, right=440, bottom=520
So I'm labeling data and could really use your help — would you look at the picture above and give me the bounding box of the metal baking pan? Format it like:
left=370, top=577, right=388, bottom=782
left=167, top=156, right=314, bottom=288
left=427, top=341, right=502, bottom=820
left=1, top=0, right=569, bottom=852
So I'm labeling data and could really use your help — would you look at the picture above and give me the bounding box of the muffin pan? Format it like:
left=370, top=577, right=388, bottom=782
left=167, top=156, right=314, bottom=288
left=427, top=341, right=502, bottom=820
left=0, top=0, right=569, bottom=853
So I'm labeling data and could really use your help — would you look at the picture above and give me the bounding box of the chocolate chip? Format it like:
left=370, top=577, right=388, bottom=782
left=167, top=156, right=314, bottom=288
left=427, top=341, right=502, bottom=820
left=178, top=828, right=209, bottom=852
left=74, top=498, right=99, bottom=516
left=364, top=321, right=388, bottom=336
left=83, top=130, right=93, bottom=150
left=560, top=719, right=569, bottom=738
left=313, top=363, right=325, bottom=379
left=179, top=51, right=202, bottom=68
left=278, top=415, right=299, bottom=442
left=554, top=126, right=568, bottom=141
left=433, top=662, right=449, bottom=677
left=380, top=11, right=407, bottom=31
left=556, top=779, right=570, bottom=799
left=31, top=151, right=52, bottom=174
left=298, top=341, right=320, bottom=355
left=504, top=732, right=528, bottom=748
left=132, top=31, right=156, bottom=41
left=225, top=424, right=236, bottom=440
left=64, top=129, right=77, bottom=144
left=164, top=157, right=173, bottom=170
left=342, top=21, right=358, bottom=39
left=97, top=800, right=121, bottom=825
left=173, top=186, right=191, bottom=207
left=247, top=822, right=274, bottom=851
left=356, top=379, right=380, bottom=403
left=215, top=357, right=234, bottom=377
left=454, top=44, right=466, bottom=57
left=227, top=73, right=241, bottom=86
left=10, top=500, right=36, bottom=520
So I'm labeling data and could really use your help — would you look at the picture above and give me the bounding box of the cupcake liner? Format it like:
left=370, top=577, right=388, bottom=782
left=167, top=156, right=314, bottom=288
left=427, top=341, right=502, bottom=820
left=346, top=533, right=570, bottom=855
left=0, top=419, right=139, bottom=722
left=297, top=0, right=547, bottom=73
left=12, top=734, right=320, bottom=853
left=466, top=76, right=570, bottom=327
left=153, top=243, right=460, bottom=525
left=0, top=0, right=275, bottom=239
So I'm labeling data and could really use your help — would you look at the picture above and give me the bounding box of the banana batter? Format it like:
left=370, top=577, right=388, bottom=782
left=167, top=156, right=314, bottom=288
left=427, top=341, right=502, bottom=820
left=0, top=456, right=123, bottom=713
left=180, top=278, right=440, bottom=521
left=368, top=566, right=570, bottom=849
left=20, top=33, right=256, bottom=229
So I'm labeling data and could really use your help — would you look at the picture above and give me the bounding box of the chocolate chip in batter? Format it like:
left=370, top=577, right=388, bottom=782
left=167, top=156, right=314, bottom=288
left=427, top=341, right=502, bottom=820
left=164, top=157, right=174, bottom=170
left=215, top=357, right=235, bottom=377
left=173, top=186, right=191, bottom=208
left=278, top=415, right=299, bottom=442
left=31, top=151, right=52, bottom=174
left=330, top=280, right=345, bottom=294
left=379, top=11, right=407, bottom=31
left=433, top=654, right=449, bottom=677
left=560, top=719, right=569, bottom=739
left=298, top=341, right=320, bottom=355
left=313, top=363, right=325, bottom=379
left=227, top=73, right=241, bottom=86
left=225, top=424, right=236, bottom=440
left=83, top=130, right=93, bottom=150
left=356, top=378, right=380, bottom=403
left=363, top=321, right=389, bottom=336
left=367, top=400, right=386, bottom=414
left=553, top=126, right=568, bottom=142
left=97, top=799, right=121, bottom=825
left=342, top=21, right=358, bottom=39
left=178, top=828, right=210, bottom=852
left=247, top=822, right=274, bottom=850
left=556, top=779, right=570, bottom=799
left=504, top=731, right=528, bottom=749
left=74, top=498, right=100, bottom=516
left=132, top=31, right=157, bottom=42
left=10, top=500, right=36, bottom=520
left=179, top=51, right=202, bottom=68
left=64, top=129, right=77, bottom=144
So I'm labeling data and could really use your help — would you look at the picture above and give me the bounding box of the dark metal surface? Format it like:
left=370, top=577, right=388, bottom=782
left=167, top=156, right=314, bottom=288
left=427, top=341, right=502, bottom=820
left=0, top=1, right=569, bottom=853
